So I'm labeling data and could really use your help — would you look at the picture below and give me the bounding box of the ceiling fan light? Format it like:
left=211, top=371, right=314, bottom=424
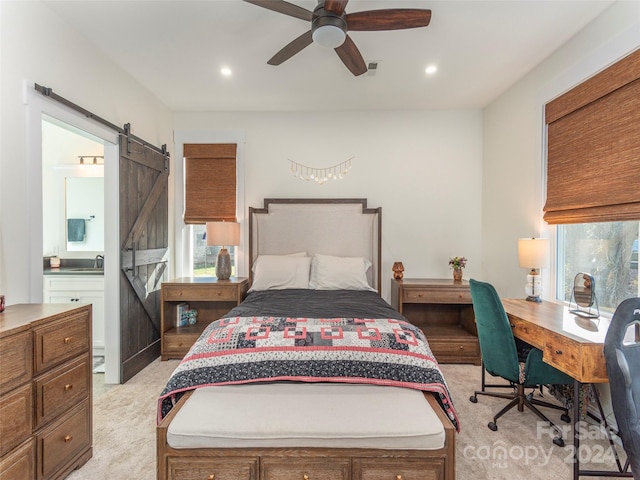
left=312, top=25, right=346, bottom=48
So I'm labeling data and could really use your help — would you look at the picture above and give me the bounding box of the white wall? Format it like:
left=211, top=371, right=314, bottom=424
left=174, top=110, right=483, bottom=301
left=0, top=1, right=172, bottom=304
left=482, top=0, right=640, bottom=299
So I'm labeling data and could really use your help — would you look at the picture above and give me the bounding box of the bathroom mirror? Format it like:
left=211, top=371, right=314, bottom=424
left=65, top=176, right=105, bottom=252
left=569, top=272, right=600, bottom=319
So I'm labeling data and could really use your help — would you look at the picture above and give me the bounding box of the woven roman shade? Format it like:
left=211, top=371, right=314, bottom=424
left=543, top=49, right=640, bottom=224
left=183, top=144, right=237, bottom=224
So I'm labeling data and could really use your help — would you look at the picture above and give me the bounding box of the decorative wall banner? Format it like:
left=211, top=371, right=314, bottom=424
left=289, top=157, right=354, bottom=185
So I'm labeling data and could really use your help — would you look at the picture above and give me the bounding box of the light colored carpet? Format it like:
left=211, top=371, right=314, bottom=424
left=65, top=360, right=628, bottom=480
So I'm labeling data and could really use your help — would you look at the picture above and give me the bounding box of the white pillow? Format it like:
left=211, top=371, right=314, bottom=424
left=249, top=255, right=311, bottom=291
left=251, top=252, right=307, bottom=272
left=309, top=254, right=374, bottom=291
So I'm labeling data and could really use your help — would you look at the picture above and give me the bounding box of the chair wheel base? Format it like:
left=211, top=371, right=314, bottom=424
left=553, top=437, right=565, bottom=447
left=469, top=395, right=478, bottom=403
left=488, top=422, right=498, bottom=431
left=561, top=413, right=571, bottom=423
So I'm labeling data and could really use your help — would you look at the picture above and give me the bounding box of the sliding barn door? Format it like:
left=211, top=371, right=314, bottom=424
left=119, top=130, right=169, bottom=382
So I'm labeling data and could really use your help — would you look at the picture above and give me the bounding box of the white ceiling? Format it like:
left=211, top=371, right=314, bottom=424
left=43, top=0, right=615, bottom=112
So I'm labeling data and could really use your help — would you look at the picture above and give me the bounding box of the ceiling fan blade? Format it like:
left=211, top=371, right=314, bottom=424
left=323, top=0, right=349, bottom=16
left=267, top=30, right=314, bottom=65
left=243, top=0, right=313, bottom=21
left=335, top=35, right=367, bottom=76
left=346, top=9, right=431, bottom=31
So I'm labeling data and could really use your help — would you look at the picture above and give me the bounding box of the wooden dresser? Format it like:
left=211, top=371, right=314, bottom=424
left=0, top=303, right=92, bottom=480
left=391, top=278, right=480, bottom=365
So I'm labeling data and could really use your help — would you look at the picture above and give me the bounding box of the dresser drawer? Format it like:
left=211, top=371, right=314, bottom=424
left=34, top=354, right=90, bottom=429
left=0, top=383, right=33, bottom=457
left=167, top=456, right=258, bottom=480
left=402, top=288, right=471, bottom=304
left=163, top=285, right=239, bottom=302
left=36, top=399, right=91, bottom=480
left=353, top=457, right=445, bottom=480
left=0, top=330, right=32, bottom=395
left=33, top=311, right=90, bottom=373
left=0, top=438, right=35, bottom=480
left=262, top=458, right=350, bottom=480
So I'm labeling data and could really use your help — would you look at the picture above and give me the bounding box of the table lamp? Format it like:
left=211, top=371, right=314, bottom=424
left=206, top=221, right=240, bottom=280
left=518, top=237, right=550, bottom=302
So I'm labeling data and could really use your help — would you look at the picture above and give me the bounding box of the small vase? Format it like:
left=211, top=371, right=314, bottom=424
left=453, top=268, right=463, bottom=282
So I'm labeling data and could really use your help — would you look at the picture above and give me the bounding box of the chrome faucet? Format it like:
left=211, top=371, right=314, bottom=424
left=95, top=255, right=104, bottom=269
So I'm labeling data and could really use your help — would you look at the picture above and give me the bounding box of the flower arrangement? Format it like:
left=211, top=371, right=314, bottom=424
left=448, top=256, right=467, bottom=270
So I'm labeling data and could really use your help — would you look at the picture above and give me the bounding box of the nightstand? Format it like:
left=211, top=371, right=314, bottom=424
left=160, top=277, right=249, bottom=360
left=391, top=278, right=480, bottom=365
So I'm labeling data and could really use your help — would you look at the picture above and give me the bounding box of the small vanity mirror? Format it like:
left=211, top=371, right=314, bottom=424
left=65, top=176, right=104, bottom=252
left=569, top=272, right=600, bottom=319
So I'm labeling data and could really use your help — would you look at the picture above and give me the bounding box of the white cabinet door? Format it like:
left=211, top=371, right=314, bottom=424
left=43, top=276, right=105, bottom=353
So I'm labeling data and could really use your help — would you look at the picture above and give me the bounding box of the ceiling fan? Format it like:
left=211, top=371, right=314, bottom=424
left=243, top=0, right=432, bottom=76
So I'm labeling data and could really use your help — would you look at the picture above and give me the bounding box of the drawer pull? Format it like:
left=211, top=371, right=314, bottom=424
left=208, top=475, right=215, bottom=480
left=555, top=350, right=563, bottom=355
left=64, top=435, right=73, bottom=443
left=303, top=475, right=309, bottom=480
left=397, top=476, right=403, bottom=480
left=64, top=336, right=73, bottom=344
left=459, top=345, right=464, bottom=350
left=64, top=383, right=73, bottom=391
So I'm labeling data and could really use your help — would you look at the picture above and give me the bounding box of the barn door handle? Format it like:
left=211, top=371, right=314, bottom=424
left=126, top=242, right=137, bottom=272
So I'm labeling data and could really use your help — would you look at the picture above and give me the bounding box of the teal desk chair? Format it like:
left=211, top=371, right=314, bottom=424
left=468, top=278, right=573, bottom=447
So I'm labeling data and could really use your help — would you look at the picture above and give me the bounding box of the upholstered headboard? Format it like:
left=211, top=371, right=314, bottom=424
left=249, top=199, right=382, bottom=293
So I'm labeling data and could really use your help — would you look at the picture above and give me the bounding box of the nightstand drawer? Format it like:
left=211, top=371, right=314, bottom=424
left=403, top=288, right=471, bottom=304
left=163, top=285, right=239, bottom=302
left=33, top=311, right=90, bottom=373
left=163, top=331, right=201, bottom=353
left=35, top=354, right=90, bottom=429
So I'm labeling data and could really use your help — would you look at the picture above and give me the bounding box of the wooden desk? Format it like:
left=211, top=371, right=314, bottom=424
left=502, top=299, right=631, bottom=479
left=502, top=298, right=609, bottom=383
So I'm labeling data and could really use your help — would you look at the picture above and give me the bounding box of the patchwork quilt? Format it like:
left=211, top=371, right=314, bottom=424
left=158, top=313, right=459, bottom=431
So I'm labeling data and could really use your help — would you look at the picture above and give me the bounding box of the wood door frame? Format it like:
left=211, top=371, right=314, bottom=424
left=24, top=86, right=122, bottom=384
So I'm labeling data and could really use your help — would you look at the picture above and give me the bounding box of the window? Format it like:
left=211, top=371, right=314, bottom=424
left=557, top=221, right=639, bottom=314
left=190, top=224, right=237, bottom=277
left=183, top=143, right=238, bottom=277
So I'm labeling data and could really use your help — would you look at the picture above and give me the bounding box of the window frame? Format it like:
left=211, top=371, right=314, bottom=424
left=173, top=131, right=246, bottom=279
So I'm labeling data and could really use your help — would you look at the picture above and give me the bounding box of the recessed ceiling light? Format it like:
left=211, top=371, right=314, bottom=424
left=220, top=67, right=232, bottom=77
left=425, top=65, right=437, bottom=75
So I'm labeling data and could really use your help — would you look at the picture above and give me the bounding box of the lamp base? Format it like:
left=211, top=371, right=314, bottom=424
left=216, top=248, right=231, bottom=280
left=525, top=295, right=542, bottom=303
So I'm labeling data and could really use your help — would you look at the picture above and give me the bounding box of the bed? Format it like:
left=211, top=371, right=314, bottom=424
left=157, top=199, right=457, bottom=480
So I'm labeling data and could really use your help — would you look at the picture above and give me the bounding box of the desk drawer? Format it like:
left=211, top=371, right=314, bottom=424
left=508, top=316, right=543, bottom=350
left=543, top=332, right=580, bottom=378
left=403, top=288, right=471, bottom=304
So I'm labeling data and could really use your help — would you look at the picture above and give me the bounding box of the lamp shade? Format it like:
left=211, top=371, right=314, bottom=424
left=518, top=238, right=550, bottom=269
left=206, top=221, right=240, bottom=247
